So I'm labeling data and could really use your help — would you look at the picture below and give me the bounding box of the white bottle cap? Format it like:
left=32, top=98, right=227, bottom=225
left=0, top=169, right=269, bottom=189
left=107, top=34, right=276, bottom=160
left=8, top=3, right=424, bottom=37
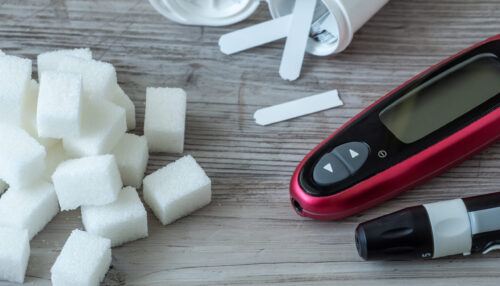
left=149, top=0, right=260, bottom=26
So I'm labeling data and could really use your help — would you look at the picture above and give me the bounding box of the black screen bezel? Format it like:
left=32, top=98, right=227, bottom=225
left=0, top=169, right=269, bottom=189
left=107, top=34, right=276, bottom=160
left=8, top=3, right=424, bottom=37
left=299, top=39, right=500, bottom=197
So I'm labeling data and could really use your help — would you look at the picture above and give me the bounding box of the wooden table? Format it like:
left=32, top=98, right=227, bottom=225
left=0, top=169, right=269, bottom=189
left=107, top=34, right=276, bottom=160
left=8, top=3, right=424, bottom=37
left=1, top=0, right=500, bottom=285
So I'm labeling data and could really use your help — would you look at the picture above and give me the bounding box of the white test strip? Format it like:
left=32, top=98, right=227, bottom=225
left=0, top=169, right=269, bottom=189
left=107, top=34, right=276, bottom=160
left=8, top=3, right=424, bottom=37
left=219, top=15, right=292, bottom=55
left=254, top=90, right=343, bottom=126
left=279, top=0, right=317, bottom=81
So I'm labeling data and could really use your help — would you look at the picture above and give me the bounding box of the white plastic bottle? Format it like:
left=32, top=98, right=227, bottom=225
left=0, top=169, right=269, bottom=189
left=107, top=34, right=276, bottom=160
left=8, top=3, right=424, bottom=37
left=149, top=0, right=388, bottom=56
left=268, top=0, right=389, bottom=56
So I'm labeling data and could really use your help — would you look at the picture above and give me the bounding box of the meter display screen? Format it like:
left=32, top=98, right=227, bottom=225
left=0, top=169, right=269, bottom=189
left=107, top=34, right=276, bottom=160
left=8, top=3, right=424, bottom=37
left=380, top=53, right=500, bottom=143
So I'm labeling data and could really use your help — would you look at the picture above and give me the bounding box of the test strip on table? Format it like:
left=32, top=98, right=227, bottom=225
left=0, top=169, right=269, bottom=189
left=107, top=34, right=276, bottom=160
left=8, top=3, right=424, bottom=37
left=279, top=0, right=317, bottom=81
left=254, top=89, right=342, bottom=126
left=219, top=14, right=292, bottom=55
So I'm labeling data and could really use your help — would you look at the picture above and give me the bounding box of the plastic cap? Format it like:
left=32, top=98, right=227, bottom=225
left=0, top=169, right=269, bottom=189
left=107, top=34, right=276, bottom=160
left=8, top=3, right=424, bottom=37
left=149, top=0, right=260, bottom=26
left=355, top=206, right=434, bottom=260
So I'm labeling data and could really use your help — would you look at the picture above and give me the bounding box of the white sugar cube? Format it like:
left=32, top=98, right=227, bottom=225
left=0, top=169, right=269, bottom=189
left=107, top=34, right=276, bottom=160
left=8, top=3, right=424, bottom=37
left=37, top=71, right=83, bottom=138
left=57, top=56, right=116, bottom=100
left=0, top=49, right=4, bottom=56
left=144, top=87, right=186, bottom=153
left=0, top=124, right=46, bottom=188
left=37, top=48, right=92, bottom=78
left=51, top=229, right=111, bottom=286
left=43, top=142, right=68, bottom=182
left=22, top=79, right=59, bottom=148
left=63, top=97, right=126, bottom=157
left=52, top=155, right=122, bottom=210
left=0, top=55, right=32, bottom=127
left=0, top=181, right=59, bottom=240
left=110, top=85, right=136, bottom=131
left=0, top=227, right=30, bottom=283
left=0, top=180, right=7, bottom=196
left=112, top=134, right=149, bottom=188
left=143, top=155, right=211, bottom=225
left=82, top=187, right=148, bottom=247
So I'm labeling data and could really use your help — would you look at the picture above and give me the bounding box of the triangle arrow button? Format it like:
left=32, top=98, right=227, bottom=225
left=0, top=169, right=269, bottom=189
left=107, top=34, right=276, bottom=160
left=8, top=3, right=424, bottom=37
left=323, top=163, right=334, bottom=173
left=349, top=149, right=359, bottom=159
left=332, top=142, right=370, bottom=175
left=313, top=153, right=350, bottom=186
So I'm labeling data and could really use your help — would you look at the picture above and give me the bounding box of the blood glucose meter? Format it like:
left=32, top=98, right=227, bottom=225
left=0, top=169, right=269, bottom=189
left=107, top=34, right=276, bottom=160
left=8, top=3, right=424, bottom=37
left=290, top=34, right=500, bottom=220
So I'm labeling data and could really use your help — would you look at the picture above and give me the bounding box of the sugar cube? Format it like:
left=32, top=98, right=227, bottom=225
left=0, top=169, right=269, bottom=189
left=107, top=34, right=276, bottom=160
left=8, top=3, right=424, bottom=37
left=0, top=180, right=7, bottom=196
left=0, top=49, right=5, bottom=56
left=37, top=48, right=92, bottom=78
left=144, top=87, right=186, bottom=153
left=57, top=56, right=116, bottom=100
left=0, top=55, right=32, bottom=127
left=37, top=71, right=83, bottom=138
left=0, top=124, right=46, bottom=188
left=112, top=134, right=149, bottom=188
left=0, top=181, right=59, bottom=240
left=63, top=97, right=126, bottom=157
left=52, top=155, right=122, bottom=210
left=82, top=187, right=148, bottom=247
left=0, top=227, right=30, bottom=283
left=22, top=79, right=59, bottom=148
left=110, top=84, right=136, bottom=131
left=43, top=142, right=68, bottom=182
left=51, top=229, right=111, bottom=286
left=143, top=155, right=211, bottom=225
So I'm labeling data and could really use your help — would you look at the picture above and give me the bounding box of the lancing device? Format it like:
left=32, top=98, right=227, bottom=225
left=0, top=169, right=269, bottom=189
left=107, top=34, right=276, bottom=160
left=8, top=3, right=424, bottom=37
left=355, top=192, right=500, bottom=260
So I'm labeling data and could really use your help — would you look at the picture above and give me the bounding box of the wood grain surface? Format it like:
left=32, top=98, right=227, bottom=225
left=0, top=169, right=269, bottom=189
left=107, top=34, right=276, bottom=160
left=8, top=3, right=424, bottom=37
left=1, top=0, right=500, bottom=285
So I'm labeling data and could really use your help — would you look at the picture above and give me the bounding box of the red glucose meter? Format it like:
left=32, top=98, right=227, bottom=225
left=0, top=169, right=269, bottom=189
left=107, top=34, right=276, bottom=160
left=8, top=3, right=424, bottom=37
left=290, top=35, right=500, bottom=220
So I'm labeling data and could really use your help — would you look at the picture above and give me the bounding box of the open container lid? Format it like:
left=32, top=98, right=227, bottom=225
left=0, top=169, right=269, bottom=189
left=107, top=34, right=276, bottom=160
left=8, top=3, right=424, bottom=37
left=267, top=0, right=349, bottom=56
left=149, top=0, right=261, bottom=26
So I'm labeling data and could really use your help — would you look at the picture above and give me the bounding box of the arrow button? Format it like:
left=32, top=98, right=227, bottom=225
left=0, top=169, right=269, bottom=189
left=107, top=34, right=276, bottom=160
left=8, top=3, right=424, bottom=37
left=333, top=142, right=370, bottom=174
left=349, top=149, right=359, bottom=159
left=313, top=153, right=350, bottom=186
left=323, top=163, right=333, bottom=173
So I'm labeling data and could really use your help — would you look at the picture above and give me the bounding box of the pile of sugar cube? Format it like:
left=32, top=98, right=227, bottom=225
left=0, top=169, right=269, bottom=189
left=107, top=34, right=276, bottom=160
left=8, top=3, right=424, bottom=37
left=0, top=48, right=212, bottom=285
